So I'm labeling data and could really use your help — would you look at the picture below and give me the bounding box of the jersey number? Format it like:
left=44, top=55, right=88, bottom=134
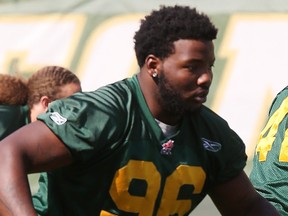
left=256, top=97, right=288, bottom=162
left=104, top=160, right=206, bottom=216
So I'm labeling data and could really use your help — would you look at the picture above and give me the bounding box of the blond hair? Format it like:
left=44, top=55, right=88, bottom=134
left=27, top=66, right=81, bottom=108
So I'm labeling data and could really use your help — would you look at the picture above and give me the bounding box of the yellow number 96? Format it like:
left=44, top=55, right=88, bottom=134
left=107, top=160, right=206, bottom=216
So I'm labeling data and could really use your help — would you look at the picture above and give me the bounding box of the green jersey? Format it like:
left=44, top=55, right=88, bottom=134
left=250, top=86, right=288, bottom=215
left=35, top=75, right=246, bottom=216
left=0, top=105, right=29, bottom=140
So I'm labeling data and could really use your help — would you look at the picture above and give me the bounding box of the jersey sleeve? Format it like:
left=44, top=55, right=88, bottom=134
left=249, top=87, right=288, bottom=215
left=198, top=107, right=247, bottom=184
left=219, top=128, right=247, bottom=181
left=211, top=127, right=247, bottom=184
left=37, top=83, right=130, bottom=162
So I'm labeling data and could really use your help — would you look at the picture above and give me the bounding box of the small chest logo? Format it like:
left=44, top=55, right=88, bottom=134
left=202, top=138, right=221, bottom=152
left=160, top=140, right=174, bottom=155
left=50, top=112, right=67, bottom=125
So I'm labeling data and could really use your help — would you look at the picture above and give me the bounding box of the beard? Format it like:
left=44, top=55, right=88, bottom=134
left=157, top=72, right=188, bottom=115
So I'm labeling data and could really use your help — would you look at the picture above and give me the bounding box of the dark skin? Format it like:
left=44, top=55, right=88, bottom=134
left=0, top=39, right=280, bottom=215
left=139, top=39, right=214, bottom=125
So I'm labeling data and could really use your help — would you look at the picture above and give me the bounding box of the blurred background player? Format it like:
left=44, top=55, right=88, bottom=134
left=0, top=66, right=82, bottom=215
left=0, top=73, right=29, bottom=139
left=0, top=65, right=82, bottom=140
left=27, top=65, right=82, bottom=214
left=26, top=65, right=82, bottom=122
left=250, top=86, right=288, bottom=215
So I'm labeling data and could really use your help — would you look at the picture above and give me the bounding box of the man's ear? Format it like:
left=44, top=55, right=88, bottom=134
left=145, top=54, right=161, bottom=78
left=39, top=96, right=50, bottom=110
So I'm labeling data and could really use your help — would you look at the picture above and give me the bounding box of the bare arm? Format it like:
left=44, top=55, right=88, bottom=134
left=209, top=171, right=280, bottom=216
left=0, top=121, right=73, bottom=215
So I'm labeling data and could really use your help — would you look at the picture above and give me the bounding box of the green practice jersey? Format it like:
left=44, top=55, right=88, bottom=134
left=0, top=105, right=29, bottom=140
left=250, top=86, right=288, bottom=215
left=35, top=75, right=247, bottom=216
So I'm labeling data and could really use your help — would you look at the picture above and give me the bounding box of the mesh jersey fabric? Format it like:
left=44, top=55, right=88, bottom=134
left=250, top=86, right=288, bottom=216
left=34, top=75, right=247, bottom=216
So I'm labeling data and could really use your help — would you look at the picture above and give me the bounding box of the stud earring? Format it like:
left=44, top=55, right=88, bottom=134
left=152, top=71, right=158, bottom=78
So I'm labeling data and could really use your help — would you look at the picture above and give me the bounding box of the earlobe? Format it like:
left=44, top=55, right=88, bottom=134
left=152, top=70, right=158, bottom=78
left=145, top=55, right=160, bottom=78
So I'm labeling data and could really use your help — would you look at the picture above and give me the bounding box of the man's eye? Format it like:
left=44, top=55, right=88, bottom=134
left=187, top=65, right=197, bottom=71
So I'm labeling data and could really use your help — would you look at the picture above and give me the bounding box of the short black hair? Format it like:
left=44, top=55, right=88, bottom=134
left=134, top=5, right=218, bottom=67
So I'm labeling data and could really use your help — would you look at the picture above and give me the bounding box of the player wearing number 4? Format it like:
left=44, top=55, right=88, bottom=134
left=250, top=86, right=288, bottom=215
left=0, top=5, right=279, bottom=216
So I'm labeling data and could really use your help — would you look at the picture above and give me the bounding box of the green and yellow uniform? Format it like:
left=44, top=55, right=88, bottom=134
left=0, top=105, right=29, bottom=140
left=250, top=86, right=288, bottom=215
left=34, top=75, right=247, bottom=216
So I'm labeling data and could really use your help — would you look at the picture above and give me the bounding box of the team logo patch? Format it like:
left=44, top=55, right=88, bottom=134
left=50, top=112, right=67, bottom=125
left=160, top=140, right=174, bottom=155
left=202, top=138, right=222, bottom=152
